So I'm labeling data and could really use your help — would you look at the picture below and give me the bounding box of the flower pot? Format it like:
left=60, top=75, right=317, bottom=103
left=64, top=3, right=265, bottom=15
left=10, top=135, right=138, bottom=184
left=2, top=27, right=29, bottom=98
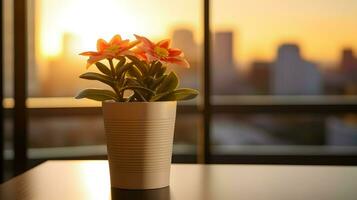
left=102, top=101, right=177, bottom=189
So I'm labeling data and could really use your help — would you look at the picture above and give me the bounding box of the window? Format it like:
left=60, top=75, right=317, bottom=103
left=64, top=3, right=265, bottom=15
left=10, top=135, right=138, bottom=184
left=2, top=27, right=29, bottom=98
left=2, top=0, right=357, bottom=180
left=211, top=0, right=357, bottom=160
left=29, top=0, right=202, bottom=160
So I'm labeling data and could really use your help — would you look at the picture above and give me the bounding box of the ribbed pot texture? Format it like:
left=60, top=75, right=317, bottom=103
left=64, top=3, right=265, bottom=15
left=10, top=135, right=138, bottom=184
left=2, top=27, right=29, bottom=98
left=102, top=101, right=177, bottom=189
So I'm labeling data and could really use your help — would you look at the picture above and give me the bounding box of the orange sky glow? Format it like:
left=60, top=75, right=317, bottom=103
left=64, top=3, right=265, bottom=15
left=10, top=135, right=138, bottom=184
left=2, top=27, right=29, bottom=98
left=37, top=0, right=357, bottom=68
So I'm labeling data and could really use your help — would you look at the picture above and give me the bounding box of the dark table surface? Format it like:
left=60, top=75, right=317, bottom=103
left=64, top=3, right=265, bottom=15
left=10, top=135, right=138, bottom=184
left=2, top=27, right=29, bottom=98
left=1, top=160, right=357, bottom=200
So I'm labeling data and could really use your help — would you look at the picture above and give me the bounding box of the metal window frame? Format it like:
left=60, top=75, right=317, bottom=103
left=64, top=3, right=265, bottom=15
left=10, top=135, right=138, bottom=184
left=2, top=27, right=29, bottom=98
left=200, top=0, right=211, bottom=164
left=13, top=0, right=28, bottom=175
left=5, top=0, right=357, bottom=178
left=0, top=0, right=4, bottom=182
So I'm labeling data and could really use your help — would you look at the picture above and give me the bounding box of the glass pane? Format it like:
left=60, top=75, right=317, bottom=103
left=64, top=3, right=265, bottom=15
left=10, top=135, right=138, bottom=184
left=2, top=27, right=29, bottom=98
left=212, top=113, right=357, bottom=155
left=30, top=0, right=202, bottom=98
left=25, top=0, right=202, bottom=159
left=3, top=0, right=13, bottom=153
left=3, top=0, right=13, bottom=98
left=210, top=0, right=357, bottom=159
left=212, top=0, right=357, bottom=95
left=3, top=0, right=15, bottom=180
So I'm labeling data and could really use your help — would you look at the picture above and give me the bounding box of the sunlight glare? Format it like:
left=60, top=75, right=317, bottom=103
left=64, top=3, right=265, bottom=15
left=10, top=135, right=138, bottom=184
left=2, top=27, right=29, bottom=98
left=79, top=161, right=110, bottom=200
left=38, top=0, right=142, bottom=58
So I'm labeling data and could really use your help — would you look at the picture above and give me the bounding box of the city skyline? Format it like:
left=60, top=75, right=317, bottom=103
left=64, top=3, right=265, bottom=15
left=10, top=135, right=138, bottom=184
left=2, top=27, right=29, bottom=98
left=2, top=0, right=357, bottom=156
left=36, top=29, right=357, bottom=97
left=36, top=0, right=357, bottom=68
left=3, top=0, right=357, bottom=97
left=38, top=28, right=357, bottom=71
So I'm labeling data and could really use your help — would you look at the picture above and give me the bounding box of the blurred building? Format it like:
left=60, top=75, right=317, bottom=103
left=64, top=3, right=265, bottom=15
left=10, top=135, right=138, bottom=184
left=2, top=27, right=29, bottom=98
left=325, top=48, right=357, bottom=95
left=340, top=49, right=357, bottom=94
left=272, top=44, right=322, bottom=95
left=171, top=28, right=200, bottom=89
left=248, top=61, right=271, bottom=94
left=172, top=29, right=198, bottom=62
left=341, top=49, right=357, bottom=71
left=212, top=31, right=240, bottom=95
left=42, top=33, right=101, bottom=96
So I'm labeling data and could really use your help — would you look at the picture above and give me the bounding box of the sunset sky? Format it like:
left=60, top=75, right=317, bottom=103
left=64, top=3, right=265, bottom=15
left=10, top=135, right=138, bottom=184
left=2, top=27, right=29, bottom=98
left=38, top=0, right=357, bottom=68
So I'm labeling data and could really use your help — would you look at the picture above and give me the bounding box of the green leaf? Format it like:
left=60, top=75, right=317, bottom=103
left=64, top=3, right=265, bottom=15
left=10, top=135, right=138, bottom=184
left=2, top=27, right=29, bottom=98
left=119, top=86, right=155, bottom=95
left=116, top=62, right=133, bottom=78
left=155, top=88, right=199, bottom=101
left=172, top=88, right=199, bottom=100
left=115, top=56, right=126, bottom=73
left=156, top=72, right=179, bottom=93
left=117, top=73, right=126, bottom=88
left=150, top=75, right=167, bottom=90
left=75, top=89, right=118, bottom=101
left=157, top=66, right=167, bottom=77
left=149, top=61, right=162, bottom=76
left=150, top=91, right=171, bottom=101
left=126, top=78, right=141, bottom=86
left=79, top=72, right=114, bottom=86
left=95, top=62, right=112, bottom=77
left=144, top=76, right=155, bottom=86
left=132, top=90, right=148, bottom=101
left=126, top=55, right=148, bottom=75
left=127, top=66, right=142, bottom=79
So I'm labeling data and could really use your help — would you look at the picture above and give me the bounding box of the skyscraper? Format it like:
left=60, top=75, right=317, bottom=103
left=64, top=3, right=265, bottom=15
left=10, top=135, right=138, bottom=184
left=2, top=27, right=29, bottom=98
left=272, top=44, right=322, bottom=95
left=341, top=49, right=357, bottom=72
left=249, top=61, right=271, bottom=94
left=171, top=29, right=200, bottom=89
left=212, top=31, right=239, bottom=94
left=339, top=48, right=357, bottom=94
left=43, top=33, right=91, bottom=96
left=172, top=29, right=198, bottom=62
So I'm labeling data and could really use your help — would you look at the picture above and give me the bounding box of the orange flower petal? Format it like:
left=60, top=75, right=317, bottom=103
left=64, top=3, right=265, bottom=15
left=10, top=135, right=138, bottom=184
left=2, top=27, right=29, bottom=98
left=79, top=51, right=100, bottom=56
left=134, top=34, right=155, bottom=49
left=86, top=54, right=108, bottom=69
left=168, top=48, right=182, bottom=57
left=128, top=40, right=140, bottom=49
left=119, top=40, right=140, bottom=52
left=109, top=34, right=122, bottom=45
left=157, top=39, right=170, bottom=48
left=119, top=39, right=130, bottom=46
left=165, top=57, right=190, bottom=68
left=117, top=50, right=136, bottom=57
left=133, top=49, right=147, bottom=60
left=96, top=39, right=109, bottom=52
left=136, top=53, right=147, bottom=61
left=179, top=59, right=190, bottom=68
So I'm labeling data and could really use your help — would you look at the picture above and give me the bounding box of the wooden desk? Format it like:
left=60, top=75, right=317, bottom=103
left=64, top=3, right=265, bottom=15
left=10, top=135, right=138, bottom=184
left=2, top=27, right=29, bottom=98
left=1, top=161, right=357, bottom=200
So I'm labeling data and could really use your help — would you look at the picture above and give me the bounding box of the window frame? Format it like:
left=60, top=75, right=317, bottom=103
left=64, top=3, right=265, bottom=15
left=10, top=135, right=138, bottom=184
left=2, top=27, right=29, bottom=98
left=4, top=0, right=357, bottom=181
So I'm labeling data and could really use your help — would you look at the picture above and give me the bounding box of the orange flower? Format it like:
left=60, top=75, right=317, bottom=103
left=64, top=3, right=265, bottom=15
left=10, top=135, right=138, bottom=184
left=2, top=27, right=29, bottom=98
left=134, top=34, right=190, bottom=68
left=80, top=34, right=138, bottom=68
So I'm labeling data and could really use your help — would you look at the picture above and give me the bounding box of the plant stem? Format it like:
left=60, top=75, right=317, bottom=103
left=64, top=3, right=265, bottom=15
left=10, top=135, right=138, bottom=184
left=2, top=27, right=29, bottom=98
left=108, top=59, right=116, bottom=78
left=108, top=59, right=122, bottom=101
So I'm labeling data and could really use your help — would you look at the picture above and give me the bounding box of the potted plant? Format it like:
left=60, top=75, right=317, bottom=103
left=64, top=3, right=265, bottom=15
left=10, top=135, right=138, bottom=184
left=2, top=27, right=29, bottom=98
left=76, top=34, right=198, bottom=189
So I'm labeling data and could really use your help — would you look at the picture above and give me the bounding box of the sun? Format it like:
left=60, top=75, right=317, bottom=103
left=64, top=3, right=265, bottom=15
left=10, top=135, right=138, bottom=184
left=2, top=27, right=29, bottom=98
left=37, top=0, right=142, bottom=58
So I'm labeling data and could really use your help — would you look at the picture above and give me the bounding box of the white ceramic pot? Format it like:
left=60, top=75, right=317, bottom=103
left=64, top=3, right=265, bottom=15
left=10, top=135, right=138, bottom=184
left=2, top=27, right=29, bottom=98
left=102, top=101, right=177, bottom=189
